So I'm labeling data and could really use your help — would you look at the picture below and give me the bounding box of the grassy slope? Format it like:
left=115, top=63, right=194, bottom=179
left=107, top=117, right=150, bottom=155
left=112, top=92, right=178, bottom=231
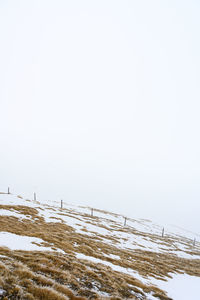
left=0, top=193, right=200, bottom=300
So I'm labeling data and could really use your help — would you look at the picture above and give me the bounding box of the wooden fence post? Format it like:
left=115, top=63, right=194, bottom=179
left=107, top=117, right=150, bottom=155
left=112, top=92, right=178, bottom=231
left=193, top=238, right=196, bottom=247
left=34, top=193, right=36, bottom=201
left=61, top=200, right=63, bottom=209
left=162, top=227, right=164, bottom=237
left=124, top=217, right=127, bottom=226
left=91, top=208, right=93, bottom=217
left=8, top=187, right=10, bottom=194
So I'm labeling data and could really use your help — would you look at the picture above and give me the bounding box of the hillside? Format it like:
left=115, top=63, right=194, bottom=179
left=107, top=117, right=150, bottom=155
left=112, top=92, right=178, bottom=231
left=0, top=193, right=200, bottom=300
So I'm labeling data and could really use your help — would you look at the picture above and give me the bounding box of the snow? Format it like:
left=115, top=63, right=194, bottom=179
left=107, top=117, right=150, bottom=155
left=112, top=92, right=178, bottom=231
left=76, top=253, right=158, bottom=299
left=0, top=288, right=6, bottom=296
left=170, top=250, right=198, bottom=259
left=76, top=253, right=157, bottom=286
left=0, top=254, right=9, bottom=259
left=0, top=194, right=38, bottom=208
left=0, top=209, right=30, bottom=220
left=104, top=253, right=120, bottom=260
left=1, top=193, right=200, bottom=299
left=76, top=253, right=200, bottom=300
left=164, top=224, right=200, bottom=241
left=0, top=232, right=63, bottom=252
left=76, top=253, right=147, bottom=282
left=151, top=273, right=200, bottom=300
left=1, top=193, right=199, bottom=260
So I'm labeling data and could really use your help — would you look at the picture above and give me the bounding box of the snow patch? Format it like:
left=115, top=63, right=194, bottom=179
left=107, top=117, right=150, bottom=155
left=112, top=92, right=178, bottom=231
left=150, top=272, right=200, bottom=300
left=0, top=232, right=64, bottom=253
left=0, top=209, right=31, bottom=220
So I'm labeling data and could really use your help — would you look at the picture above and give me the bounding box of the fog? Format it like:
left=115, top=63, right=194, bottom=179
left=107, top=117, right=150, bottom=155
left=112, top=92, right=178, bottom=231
left=1, top=1, right=200, bottom=233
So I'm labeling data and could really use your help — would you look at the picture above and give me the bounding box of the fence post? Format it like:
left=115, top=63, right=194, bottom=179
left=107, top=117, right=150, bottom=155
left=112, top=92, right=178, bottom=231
left=91, top=208, right=93, bottom=216
left=8, top=187, right=10, bottom=194
left=193, top=238, right=196, bottom=247
left=162, top=227, right=164, bottom=237
left=34, top=193, right=36, bottom=201
left=124, top=217, right=127, bottom=226
left=61, top=200, right=63, bottom=209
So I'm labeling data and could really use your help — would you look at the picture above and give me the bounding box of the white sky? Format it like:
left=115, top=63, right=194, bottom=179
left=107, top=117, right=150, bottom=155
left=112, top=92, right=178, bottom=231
left=0, top=0, right=200, bottom=232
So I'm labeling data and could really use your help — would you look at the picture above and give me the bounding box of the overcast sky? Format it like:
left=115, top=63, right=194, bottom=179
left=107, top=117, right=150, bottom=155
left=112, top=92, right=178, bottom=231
left=0, top=0, right=200, bottom=232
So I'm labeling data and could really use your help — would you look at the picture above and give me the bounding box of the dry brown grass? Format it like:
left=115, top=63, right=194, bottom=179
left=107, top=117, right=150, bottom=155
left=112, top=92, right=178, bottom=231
left=0, top=199, right=199, bottom=299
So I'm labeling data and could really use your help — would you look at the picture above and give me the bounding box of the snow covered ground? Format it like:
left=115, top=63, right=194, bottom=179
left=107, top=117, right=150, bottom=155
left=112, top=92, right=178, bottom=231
left=151, top=273, right=200, bottom=300
left=0, top=192, right=200, bottom=300
left=0, top=232, right=63, bottom=252
left=76, top=252, right=200, bottom=300
left=0, top=209, right=31, bottom=220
